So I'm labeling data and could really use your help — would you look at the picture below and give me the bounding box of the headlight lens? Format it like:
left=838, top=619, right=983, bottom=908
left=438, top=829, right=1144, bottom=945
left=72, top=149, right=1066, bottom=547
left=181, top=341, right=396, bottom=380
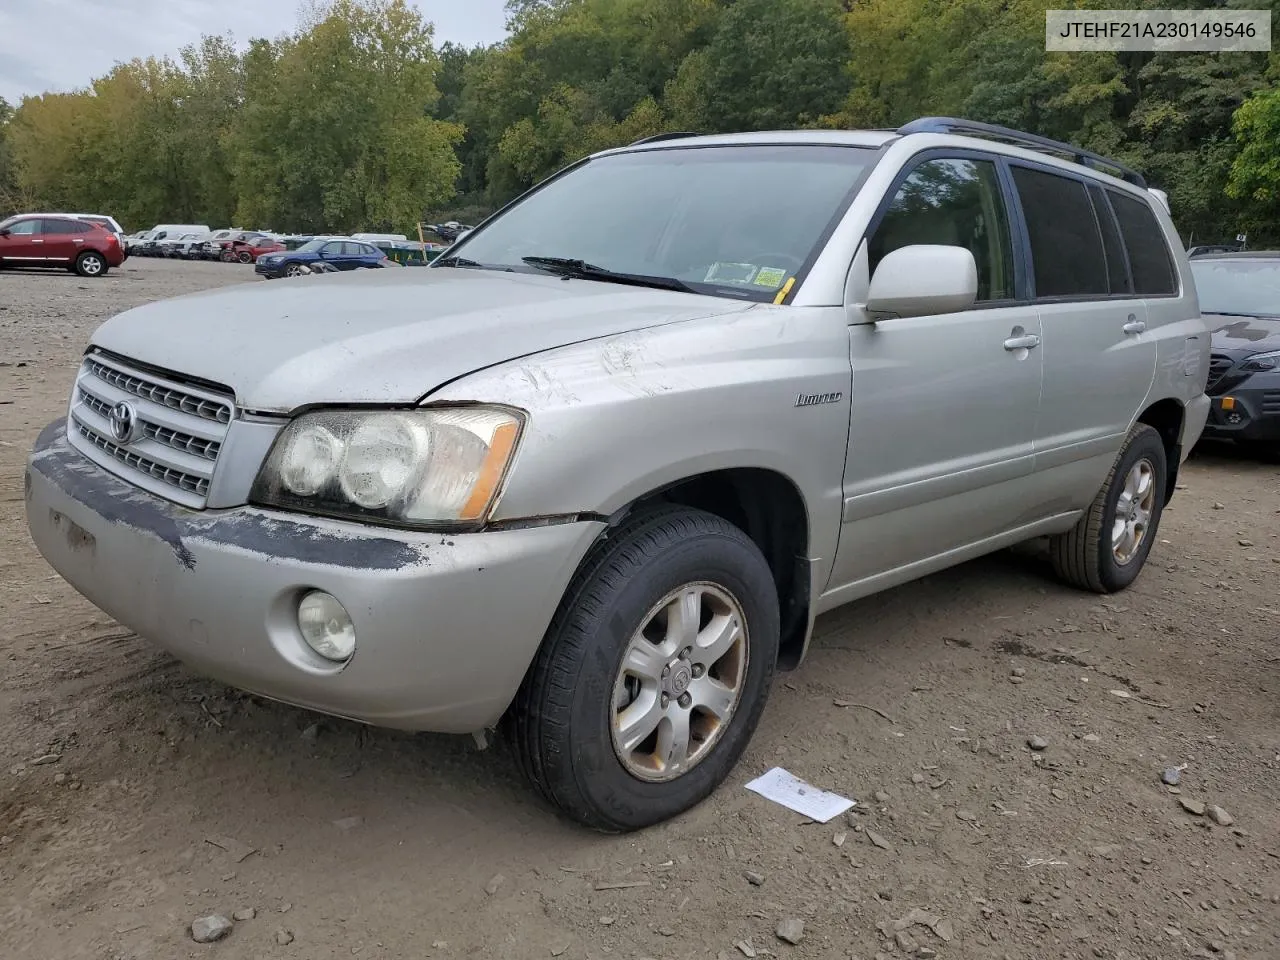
left=1240, top=350, right=1279, bottom=373
left=251, top=407, right=523, bottom=527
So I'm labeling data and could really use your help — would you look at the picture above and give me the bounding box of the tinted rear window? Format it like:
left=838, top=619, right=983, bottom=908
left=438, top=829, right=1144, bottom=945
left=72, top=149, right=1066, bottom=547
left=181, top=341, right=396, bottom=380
left=1108, top=190, right=1177, bottom=296
left=1012, top=166, right=1109, bottom=298
left=43, top=219, right=89, bottom=234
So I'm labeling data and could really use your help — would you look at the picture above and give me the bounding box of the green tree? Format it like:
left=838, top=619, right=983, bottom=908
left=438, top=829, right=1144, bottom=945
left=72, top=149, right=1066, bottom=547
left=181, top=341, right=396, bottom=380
left=228, top=0, right=461, bottom=232
left=665, top=0, right=848, bottom=132
left=0, top=96, right=16, bottom=215
left=1228, top=88, right=1280, bottom=240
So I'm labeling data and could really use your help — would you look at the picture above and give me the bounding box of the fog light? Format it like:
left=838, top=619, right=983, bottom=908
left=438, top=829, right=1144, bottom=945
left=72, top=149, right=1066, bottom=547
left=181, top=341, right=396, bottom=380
left=297, top=590, right=356, bottom=662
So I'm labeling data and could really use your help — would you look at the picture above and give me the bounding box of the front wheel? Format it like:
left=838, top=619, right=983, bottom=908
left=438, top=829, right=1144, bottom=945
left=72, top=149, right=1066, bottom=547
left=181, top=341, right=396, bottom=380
left=1050, top=423, right=1167, bottom=593
left=285, top=262, right=307, bottom=277
left=74, top=251, right=107, bottom=277
left=510, top=507, right=779, bottom=832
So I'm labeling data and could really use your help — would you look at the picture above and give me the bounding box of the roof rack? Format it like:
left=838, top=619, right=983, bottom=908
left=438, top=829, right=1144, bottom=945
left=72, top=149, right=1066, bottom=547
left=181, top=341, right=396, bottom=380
left=896, top=117, right=1148, bottom=188
left=628, top=131, right=700, bottom=146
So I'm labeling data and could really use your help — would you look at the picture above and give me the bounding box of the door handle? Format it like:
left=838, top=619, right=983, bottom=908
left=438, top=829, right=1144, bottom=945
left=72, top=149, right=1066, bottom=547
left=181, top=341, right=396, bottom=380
left=1123, top=318, right=1146, bottom=335
left=31, top=239, right=43, bottom=244
left=1004, top=333, right=1041, bottom=351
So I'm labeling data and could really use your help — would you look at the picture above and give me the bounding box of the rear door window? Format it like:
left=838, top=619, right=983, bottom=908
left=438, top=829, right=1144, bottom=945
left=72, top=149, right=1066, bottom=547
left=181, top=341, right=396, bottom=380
left=1108, top=190, right=1178, bottom=296
left=1011, top=166, right=1109, bottom=299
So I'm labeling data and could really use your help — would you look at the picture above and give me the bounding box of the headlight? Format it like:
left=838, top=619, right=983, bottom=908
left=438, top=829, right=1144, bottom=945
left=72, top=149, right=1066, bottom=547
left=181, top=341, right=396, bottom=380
left=1240, top=350, right=1279, bottom=373
left=251, top=407, right=524, bottom=528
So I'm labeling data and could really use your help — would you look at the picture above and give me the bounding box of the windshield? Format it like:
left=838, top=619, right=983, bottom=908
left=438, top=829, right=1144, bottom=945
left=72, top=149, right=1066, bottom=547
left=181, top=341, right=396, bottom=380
left=446, top=144, right=878, bottom=300
left=1190, top=259, right=1280, bottom=317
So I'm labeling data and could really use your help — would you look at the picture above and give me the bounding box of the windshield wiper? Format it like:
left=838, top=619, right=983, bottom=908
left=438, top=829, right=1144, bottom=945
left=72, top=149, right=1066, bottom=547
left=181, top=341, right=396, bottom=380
left=521, top=256, right=695, bottom=293
left=434, top=254, right=484, bottom=268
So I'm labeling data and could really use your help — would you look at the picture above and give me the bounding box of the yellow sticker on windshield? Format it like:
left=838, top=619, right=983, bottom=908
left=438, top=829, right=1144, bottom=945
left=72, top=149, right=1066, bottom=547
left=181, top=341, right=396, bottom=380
left=754, top=266, right=787, bottom=288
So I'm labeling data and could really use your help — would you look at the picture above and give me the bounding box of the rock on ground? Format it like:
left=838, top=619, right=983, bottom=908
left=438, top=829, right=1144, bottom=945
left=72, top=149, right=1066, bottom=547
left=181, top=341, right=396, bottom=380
left=191, top=915, right=232, bottom=943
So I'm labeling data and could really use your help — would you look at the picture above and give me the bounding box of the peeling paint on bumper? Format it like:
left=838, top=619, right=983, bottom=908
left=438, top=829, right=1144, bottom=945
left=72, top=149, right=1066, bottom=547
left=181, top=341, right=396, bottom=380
left=25, top=419, right=603, bottom=732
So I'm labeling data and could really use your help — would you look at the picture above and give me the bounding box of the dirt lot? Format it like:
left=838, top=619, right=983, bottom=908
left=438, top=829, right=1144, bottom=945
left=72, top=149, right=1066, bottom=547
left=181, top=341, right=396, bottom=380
left=1, top=258, right=1277, bottom=960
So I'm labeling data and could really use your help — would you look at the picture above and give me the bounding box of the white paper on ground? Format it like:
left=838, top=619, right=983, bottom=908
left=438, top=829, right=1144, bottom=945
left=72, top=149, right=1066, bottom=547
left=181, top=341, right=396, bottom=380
left=744, top=766, right=856, bottom=822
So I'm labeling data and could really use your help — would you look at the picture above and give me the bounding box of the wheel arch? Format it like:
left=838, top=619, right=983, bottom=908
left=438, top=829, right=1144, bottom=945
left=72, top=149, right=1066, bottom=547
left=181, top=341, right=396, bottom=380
left=595, top=467, right=813, bottom=671
left=1135, top=397, right=1185, bottom=504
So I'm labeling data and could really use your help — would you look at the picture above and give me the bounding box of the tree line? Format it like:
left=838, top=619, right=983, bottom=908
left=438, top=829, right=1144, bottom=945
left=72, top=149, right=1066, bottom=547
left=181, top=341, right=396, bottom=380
left=1, top=0, right=1278, bottom=243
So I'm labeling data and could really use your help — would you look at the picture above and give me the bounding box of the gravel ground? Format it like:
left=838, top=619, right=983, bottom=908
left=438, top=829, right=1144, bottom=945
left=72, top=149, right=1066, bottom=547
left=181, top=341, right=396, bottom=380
left=1, top=258, right=1278, bottom=960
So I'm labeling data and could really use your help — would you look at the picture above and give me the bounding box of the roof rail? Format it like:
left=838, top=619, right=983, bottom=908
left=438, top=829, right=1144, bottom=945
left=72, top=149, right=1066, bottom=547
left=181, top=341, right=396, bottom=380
left=628, top=131, right=700, bottom=146
left=896, top=117, right=1148, bottom=188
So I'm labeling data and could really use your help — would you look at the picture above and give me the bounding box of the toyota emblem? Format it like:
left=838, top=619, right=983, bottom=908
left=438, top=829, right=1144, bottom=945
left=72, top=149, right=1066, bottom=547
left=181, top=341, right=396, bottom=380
left=108, top=400, right=139, bottom=444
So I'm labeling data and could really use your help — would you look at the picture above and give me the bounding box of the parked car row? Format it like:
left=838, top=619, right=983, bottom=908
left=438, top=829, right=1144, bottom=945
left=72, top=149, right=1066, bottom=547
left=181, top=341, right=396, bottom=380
left=122, top=224, right=449, bottom=268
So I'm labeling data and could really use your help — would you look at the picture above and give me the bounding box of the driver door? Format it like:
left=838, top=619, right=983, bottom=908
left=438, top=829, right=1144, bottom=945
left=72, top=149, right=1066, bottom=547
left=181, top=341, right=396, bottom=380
left=320, top=241, right=351, bottom=268
left=0, top=218, right=44, bottom=261
left=825, top=153, right=1045, bottom=595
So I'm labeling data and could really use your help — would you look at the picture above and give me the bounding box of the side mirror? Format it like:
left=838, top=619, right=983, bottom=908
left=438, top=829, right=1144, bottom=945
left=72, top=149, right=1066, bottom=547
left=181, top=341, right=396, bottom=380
left=866, top=245, right=978, bottom=319
left=0, top=229, right=9, bottom=237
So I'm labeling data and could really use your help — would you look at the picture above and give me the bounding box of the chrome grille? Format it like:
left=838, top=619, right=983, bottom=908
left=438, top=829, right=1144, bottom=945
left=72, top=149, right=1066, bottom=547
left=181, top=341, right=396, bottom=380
left=74, top=421, right=210, bottom=497
left=79, top=390, right=221, bottom=460
left=85, top=357, right=231, bottom=424
left=67, top=352, right=235, bottom=508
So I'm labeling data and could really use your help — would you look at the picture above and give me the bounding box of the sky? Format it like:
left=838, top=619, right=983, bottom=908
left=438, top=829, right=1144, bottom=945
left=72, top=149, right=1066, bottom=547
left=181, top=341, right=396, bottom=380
left=0, top=0, right=510, bottom=104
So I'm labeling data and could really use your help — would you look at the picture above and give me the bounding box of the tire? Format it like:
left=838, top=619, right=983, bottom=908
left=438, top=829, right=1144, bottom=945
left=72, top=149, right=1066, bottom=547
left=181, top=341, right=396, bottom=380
left=1050, top=423, right=1167, bottom=593
left=285, top=262, right=307, bottom=278
left=237, top=251, right=253, bottom=264
left=510, top=506, right=780, bottom=832
left=74, top=251, right=107, bottom=278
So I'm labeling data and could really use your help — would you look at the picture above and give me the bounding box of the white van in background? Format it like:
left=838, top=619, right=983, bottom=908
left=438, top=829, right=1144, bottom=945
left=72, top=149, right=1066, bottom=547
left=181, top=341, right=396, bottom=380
left=141, top=224, right=211, bottom=243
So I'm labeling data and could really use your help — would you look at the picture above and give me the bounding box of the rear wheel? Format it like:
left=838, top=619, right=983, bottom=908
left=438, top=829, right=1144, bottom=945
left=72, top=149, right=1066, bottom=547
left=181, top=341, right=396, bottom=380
left=1050, top=423, right=1167, bottom=593
left=510, top=506, right=779, bottom=832
left=74, top=251, right=107, bottom=278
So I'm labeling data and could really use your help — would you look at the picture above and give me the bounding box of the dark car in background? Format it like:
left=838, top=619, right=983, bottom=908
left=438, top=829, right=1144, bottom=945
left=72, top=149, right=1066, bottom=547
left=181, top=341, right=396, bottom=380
left=1189, top=252, right=1280, bottom=457
left=0, top=215, right=125, bottom=277
left=254, top=237, right=391, bottom=278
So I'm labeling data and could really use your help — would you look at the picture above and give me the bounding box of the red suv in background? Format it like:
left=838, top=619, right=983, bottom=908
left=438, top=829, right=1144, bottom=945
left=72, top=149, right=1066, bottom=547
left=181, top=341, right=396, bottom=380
left=0, top=215, right=125, bottom=277
left=223, top=235, right=285, bottom=263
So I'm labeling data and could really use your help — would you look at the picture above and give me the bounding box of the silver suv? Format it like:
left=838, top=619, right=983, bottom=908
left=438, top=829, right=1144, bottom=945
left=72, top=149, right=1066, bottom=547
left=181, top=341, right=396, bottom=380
left=25, top=118, right=1210, bottom=831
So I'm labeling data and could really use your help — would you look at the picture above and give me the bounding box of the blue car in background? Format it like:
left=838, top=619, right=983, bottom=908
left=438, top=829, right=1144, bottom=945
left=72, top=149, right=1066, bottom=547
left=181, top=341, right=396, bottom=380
left=254, top=237, right=392, bottom=278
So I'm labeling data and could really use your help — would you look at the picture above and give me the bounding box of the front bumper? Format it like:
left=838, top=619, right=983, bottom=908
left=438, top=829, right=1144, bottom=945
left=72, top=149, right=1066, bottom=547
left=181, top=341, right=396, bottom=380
left=1202, top=379, right=1280, bottom=443
left=25, top=419, right=603, bottom=732
left=254, top=261, right=284, bottom=277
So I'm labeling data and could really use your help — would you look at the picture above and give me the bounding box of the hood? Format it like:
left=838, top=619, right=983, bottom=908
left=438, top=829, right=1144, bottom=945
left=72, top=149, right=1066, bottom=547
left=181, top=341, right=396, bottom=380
left=1205, top=312, right=1280, bottom=357
left=90, top=268, right=753, bottom=412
